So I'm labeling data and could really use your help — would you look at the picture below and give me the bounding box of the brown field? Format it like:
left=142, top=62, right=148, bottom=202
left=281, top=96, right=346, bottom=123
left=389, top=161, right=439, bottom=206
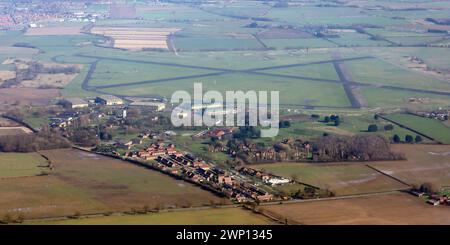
left=254, top=162, right=408, bottom=196
left=0, top=88, right=60, bottom=106
left=0, top=126, right=33, bottom=135
left=257, top=28, right=313, bottom=39
left=25, top=26, right=83, bottom=36
left=262, top=193, right=450, bottom=224
left=370, top=144, right=450, bottom=188
left=0, top=149, right=224, bottom=219
left=91, top=27, right=180, bottom=50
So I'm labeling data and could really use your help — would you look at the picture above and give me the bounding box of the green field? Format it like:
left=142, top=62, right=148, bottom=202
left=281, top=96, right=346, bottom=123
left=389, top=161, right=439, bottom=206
left=345, top=58, right=450, bottom=92
left=0, top=153, right=48, bottom=178
left=89, top=60, right=213, bottom=87
left=384, top=114, right=450, bottom=144
left=174, top=36, right=264, bottom=51
left=27, top=207, right=272, bottom=225
left=262, top=62, right=339, bottom=81
left=261, top=38, right=337, bottom=49
left=0, top=149, right=224, bottom=219
left=331, top=32, right=391, bottom=47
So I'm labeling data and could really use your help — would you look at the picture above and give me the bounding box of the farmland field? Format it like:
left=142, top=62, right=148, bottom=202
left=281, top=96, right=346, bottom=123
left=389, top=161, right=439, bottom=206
left=25, top=26, right=84, bottom=36
left=254, top=162, right=408, bottom=196
left=0, top=149, right=225, bottom=219
left=370, top=144, right=450, bottom=187
left=27, top=207, right=272, bottom=225
left=384, top=114, right=450, bottom=144
left=261, top=193, right=450, bottom=225
left=345, top=58, right=450, bottom=92
left=0, top=153, right=48, bottom=178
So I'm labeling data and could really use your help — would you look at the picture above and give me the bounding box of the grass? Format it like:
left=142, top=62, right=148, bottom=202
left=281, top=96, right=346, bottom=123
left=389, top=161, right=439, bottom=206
left=384, top=113, right=450, bottom=144
left=261, top=38, right=337, bottom=49
left=26, top=207, right=272, bottom=225
left=171, top=136, right=231, bottom=164
left=331, top=32, right=391, bottom=47
left=254, top=162, right=407, bottom=196
left=89, top=59, right=212, bottom=87
left=0, top=153, right=48, bottom=178
left=99, top=73, right=351, bottom=107
left=370, top=144, right=450, bottom=188
left=360, top=87, right=450, bottom=109
left=0, top=149, right=225, bottom=219
left=261, top=62, right=339, bottom=81
left=262, top=193, right=450, bottom=224
left=174, top=37, right=264, bottom=51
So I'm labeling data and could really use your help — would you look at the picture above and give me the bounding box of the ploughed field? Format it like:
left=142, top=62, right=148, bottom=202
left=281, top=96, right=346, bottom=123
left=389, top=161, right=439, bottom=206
left=261, top=193, right=450, bottom=225
left=0, top=149, right=225, bottom=220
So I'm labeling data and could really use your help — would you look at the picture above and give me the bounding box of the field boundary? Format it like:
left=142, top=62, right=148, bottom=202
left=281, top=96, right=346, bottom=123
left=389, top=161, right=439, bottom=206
left=377, top=114, right=441, bottom=144
left=365, top=164, right=412, bottom=187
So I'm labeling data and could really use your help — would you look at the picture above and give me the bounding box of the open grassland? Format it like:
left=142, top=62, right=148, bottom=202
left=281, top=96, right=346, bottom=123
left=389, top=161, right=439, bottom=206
left=262, top=193, right=450, bottom=224
left=361, top=87, right=450, bottom=110
left=27, top=207, right=272, bottom=225
left=331, top=32, right=391, bottom=47
left=0, top=149, right=225, bottom=219
left=384, top=114, right=450, bottom=144
left=370, top=144, right=450, bottom=188
left=260, top=38, right=337, bottom=49
left=99, top=73, right=351, bottom=107
left=0, top=153, right=48, bottom=178
left=346, top=58, right=450, bottom=92
left=254, top=162, right=407, bottom=196
left=265, top=6, right=407, bottom=26
left=0, top=127, right=33, bottom=136
left=89, top=59, right=213, bottom=87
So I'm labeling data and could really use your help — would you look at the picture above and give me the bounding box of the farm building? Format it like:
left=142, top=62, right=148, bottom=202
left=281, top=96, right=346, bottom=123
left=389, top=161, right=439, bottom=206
left=129, top=101, right=166, bottom=111
left=63, top=98, right=89, bottom=109
left=96, top=95, right=124, bottom=106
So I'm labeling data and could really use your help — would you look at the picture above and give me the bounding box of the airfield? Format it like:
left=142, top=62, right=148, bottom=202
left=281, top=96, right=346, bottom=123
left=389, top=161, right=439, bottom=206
left=1, top=0, right=450, bottom=224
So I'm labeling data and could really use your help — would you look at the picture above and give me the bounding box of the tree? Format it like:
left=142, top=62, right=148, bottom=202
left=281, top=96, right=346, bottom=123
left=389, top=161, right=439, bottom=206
left=415, top=135, right=423, bottom=143
left=419, top=182, right=436, bottom=194
left=405, top=135, right=414, bottom=143
left=393, top=134, right=401, bottom=143
left=334, top=117, right=341, bottom=126
left=384, top=124, right=394, bottom=131
left=324, top=116, right=330, bottom=123
left=374, top=114, right=379, bottom=120
left=367, top=124, right=378, bottom=132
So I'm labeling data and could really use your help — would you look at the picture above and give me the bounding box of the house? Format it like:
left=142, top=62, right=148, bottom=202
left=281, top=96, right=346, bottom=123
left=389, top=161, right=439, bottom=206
left=264, top=177, right=291, bottom=186
left=96, top=95, right=124, bottom=106
left=62, top=98, right=89, bottom=109
left=218, top=175, right=233, bottom=185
